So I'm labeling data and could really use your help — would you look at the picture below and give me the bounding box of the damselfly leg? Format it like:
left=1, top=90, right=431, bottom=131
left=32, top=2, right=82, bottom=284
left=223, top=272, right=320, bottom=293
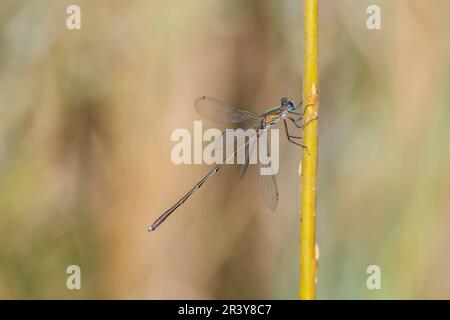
left=283, top=119, right=308, bottom=150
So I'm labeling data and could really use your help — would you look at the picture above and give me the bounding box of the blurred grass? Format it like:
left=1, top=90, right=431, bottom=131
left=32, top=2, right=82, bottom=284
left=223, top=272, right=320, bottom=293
left=0, top=0, right=450, bottom=299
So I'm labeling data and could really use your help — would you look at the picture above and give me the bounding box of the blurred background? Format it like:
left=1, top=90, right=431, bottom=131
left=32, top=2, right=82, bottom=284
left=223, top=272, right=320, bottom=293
left=1, top=0, right=450, bottom=299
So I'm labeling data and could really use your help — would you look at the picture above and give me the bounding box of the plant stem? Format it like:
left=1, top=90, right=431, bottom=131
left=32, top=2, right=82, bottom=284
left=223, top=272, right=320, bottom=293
left=300, top=0, right=319, bottom=300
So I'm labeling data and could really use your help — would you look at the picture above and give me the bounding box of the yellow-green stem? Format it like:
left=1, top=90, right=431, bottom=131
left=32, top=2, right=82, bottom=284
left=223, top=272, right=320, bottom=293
left=300, top=0, right=319, bottom=300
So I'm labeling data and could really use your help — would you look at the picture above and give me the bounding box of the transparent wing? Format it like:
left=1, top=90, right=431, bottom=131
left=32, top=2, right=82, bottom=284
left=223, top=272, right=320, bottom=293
left=195, top=95, right=261, bottom=124
left=214, top=124, right=259, bottom=151
left=214, top=130, right=238, bottom=151
left=253, top=128, right=279, bottom=211
left=240, top=134, right=257, bottom=178
left=257, top=167, right=279, bottom=211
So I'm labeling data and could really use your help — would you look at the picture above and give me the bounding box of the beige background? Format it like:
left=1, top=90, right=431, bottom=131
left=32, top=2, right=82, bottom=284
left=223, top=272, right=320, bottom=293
left=0, top=0, right=449, bottom=299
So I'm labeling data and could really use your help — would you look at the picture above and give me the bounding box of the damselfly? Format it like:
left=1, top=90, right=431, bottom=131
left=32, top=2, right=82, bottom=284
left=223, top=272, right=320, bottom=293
left=148, top=96, right=314, bottom=232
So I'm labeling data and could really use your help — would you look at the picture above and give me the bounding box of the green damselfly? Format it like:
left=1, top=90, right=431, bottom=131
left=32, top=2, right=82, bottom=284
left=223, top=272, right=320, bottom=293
left=148, top=96, right=313, bottom=232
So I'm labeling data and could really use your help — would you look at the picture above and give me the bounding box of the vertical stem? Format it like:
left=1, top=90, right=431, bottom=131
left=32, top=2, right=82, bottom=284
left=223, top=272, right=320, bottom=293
left=300, top=0, right=319, bottom=300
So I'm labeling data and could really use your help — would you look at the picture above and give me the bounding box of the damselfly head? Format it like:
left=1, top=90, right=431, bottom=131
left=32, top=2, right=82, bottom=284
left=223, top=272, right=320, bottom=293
left=287, top=100, right=296, bottom=112
left=280, top=97, right=296, bottom=112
